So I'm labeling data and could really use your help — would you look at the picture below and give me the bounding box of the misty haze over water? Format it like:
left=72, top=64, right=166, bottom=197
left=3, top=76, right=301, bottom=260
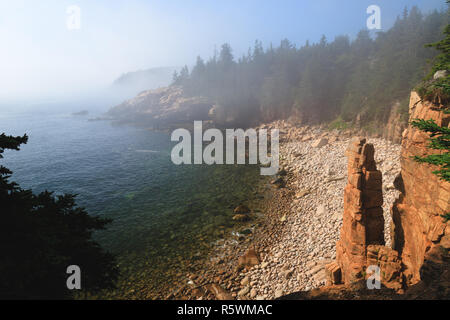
left=0, top=0, right=448, bottom=300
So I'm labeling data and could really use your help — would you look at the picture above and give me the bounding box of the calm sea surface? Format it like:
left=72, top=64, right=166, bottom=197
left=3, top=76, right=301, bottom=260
left=0, top=111, right=265, bottom=298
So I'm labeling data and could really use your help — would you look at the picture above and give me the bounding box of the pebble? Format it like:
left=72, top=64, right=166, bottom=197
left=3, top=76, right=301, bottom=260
left=238, top=287, right=250, bottom=297
left=185, top=121, right=401, bottom=301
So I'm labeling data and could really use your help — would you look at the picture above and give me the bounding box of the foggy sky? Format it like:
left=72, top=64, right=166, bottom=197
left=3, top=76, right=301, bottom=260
left=0, top=0, right=445, bottom=104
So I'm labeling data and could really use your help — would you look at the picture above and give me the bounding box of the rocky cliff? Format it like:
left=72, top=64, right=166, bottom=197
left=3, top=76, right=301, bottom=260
left=325, top=91, right=449, bottom=298
left=383, top=102, right=407, bottom=144
left=391, top=91, right=449, bottom=292
left=107, top=86, right=216, bottom=129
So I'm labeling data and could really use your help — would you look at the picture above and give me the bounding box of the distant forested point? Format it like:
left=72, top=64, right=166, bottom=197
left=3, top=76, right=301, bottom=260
left=113, top=66, right=180, bottom=97
left=173, top=6, right=448, bottom=131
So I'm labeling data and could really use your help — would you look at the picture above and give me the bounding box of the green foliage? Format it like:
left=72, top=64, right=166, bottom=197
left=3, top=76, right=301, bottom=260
left=411, top=118, right=450, bottom=182
left=328, top=116, right=350, bottom=131
left=416, top=9, right=450, bottom=104
left=412, top=5, right=450, bottom=222
left=175, top=7, right=446, bottom=128
left=361, top=122, right=383, bottom=136
left=0, top=133, right=118, bottom=299
left=411, top=8, right=450, bottom=182
left=425, top=24, right=450, bottom=76
left=418, top=76, right=450, bottom=104
left=442, top=213, right=450, bottom=222
left=410, top=116, right=449, bottom=223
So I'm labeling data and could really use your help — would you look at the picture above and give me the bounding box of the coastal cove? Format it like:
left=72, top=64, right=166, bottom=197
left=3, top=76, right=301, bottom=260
left=2, top=0, right=450, bottom=302
left=167, top=120, right=404, bottom=300
left=0, top=112, right=271, bottom=299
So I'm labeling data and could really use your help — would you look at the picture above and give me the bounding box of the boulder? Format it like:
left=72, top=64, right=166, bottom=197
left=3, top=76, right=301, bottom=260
left=232, top=214, right=250, bottom=222
left=238, top=286, right=250, bottom=297
left=240, top=276, right=250, bottom=286
left=302, top=135, right=312, bottom=142
left=433, top=70, right=449, bottom=80
left=325, top=262, right=341, bottom=285
left=312, top=138, right=328, bottom=148
left=296, top=189, right=310, bottom=198
left=205, top=284, right=233, bottom=300
left=233, top=205, right=251, bottom=214
left=366, top=245, right=403, bottom=291
left=237, top=247, right=260, bottom=270
left=271, top=177, right=285, bottom=188
left=274, top=289, right=284, bottom=298
left=316, top=205, right=326, bottom=216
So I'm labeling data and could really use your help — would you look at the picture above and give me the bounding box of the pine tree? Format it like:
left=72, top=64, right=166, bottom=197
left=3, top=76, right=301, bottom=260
left=411, top=3, right=450, bottom=222
left=170, top=6, right=446, bottom=129
left=0, top=133, right=119, bottom=299
left=416, top=1, right=450, bottom=104
left=411, top=118, right=450, bottom=222
left=410, top=118, right=450, bottom=183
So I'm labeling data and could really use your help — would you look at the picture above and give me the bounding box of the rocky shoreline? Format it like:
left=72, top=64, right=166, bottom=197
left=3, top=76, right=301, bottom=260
left=167, top=120, right=402, bottom=300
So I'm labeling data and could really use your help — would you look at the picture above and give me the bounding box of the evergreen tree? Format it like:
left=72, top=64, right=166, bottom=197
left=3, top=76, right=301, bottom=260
left=411, top=3, right=450, bottom=222
left=0, top=133, right=118, bottom=299
left=410, top=117, right=450, bottom=222
left=410, top=118, right=449, bottom=182
left=172, top=6, right=446, bottom=129
left=418, top=23, right=450, bottom=104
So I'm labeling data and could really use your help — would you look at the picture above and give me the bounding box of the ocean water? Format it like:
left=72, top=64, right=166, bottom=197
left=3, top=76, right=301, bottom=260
left=0, top=111, right=265, bottom=298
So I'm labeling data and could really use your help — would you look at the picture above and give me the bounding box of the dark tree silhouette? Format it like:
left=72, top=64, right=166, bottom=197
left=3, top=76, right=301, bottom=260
left=174, top=6, right=447, bottom=130
left=0, top=133, right=118, bottom=299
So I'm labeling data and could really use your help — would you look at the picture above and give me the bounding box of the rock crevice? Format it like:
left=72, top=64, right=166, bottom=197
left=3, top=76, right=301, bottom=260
left=328, top=91, right=449, bottom=296
left=391, top=92, right=449, bottom=289
left=332, top=137, right=401, bottom=288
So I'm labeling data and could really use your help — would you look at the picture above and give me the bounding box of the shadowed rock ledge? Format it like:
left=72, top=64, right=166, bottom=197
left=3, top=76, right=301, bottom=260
left=320, top=91, right=450, bottom=299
